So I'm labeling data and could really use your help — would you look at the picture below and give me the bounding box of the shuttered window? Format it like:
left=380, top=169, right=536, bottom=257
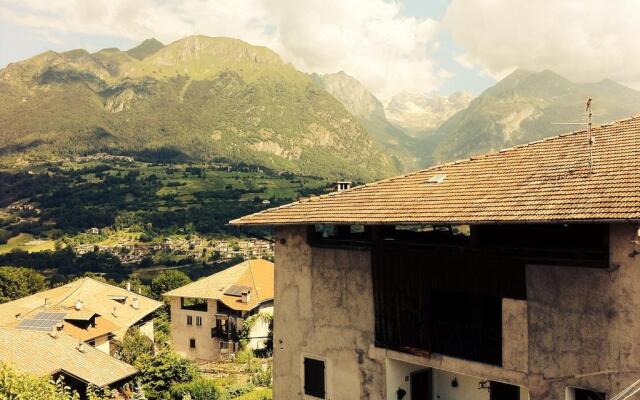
left=304, top=357, right=325, bottom=399
left=187, top=316, right=193, bottom=325
left=196, top=316, right=202, bottom=326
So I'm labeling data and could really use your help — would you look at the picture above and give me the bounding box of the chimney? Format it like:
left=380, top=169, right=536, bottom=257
left=132, top=297, right=139, bottom=310
left=75, top=300, right=83, bottom=311
left=126, top=281, right=131, bottom=291
left=48, top=326, right=58, bottom=339
left=113, top=305, right=118, bottom=317
left=335, top=181, right=352, bottom=192
left=241, top=290, right=251, bottom=304
left=77, top=340, right=87, bottom=353
left=44, top=298, right=50, bottom=307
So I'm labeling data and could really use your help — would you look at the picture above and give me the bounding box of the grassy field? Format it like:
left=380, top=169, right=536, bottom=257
left=235, top=388, right=273, bottom=400
left=0, top=233, right=56, bottom=254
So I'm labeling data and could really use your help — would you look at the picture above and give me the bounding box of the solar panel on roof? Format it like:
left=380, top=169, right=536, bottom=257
left=224, top=285, right=252, bottom=297
left=16, top=312, right=66, bottom=331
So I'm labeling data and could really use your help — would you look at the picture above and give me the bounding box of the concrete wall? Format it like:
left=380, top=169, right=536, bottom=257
left=138, top=319, right=155, bottom=343
left=274, top=224, right=640, bottom=400
left=274, top=226, right=384, bottom=399
left=169, top=297, right=221, bottom=361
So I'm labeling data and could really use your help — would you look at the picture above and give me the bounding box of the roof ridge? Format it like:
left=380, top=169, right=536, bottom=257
left=83, top=277, right=162, bottom=305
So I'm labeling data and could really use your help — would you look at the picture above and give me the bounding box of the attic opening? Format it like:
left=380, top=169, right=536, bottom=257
left=308, top=223, right=609, bottom=268
left=181, top=297, right=208, bottom=312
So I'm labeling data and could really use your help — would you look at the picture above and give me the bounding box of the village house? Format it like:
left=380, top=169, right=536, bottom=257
left=164, top=259, right=274, bottom=361
left=0, top=327, right=137, bottom=397
left=231, top=116, right=640, bottom=400
left=0, top=277, right=162, bottom=354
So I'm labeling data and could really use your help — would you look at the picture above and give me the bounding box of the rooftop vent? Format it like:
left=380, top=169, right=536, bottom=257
left=132, top=297, right=139, bottom=310
left=74, top=300, right=83, bottom=311
left=426, top=174, right=446, bottom=184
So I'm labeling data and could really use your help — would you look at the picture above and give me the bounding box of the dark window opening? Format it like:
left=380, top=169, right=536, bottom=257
left=196, top=316, right=202, bottom=326
left=308, top=224, right=372, bottom=247
left=189, top=339, right=196, bottom=348
left=490, top=381, right=520, bottom=400
left=187, top=316, right=193, bottom=325
left=181, top=297, right=208, bottom=311
left=574, top=388, right=606, bottom=400
left=310, top=223, right=609, bottom=268
left=304, top=357, right=326, bottom=399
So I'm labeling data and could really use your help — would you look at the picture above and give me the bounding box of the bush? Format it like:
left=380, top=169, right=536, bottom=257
left=169, top=378, right=222, bottom=400
left=233, top=388, right=273, bottom=400
left=0, top=362, right=76, bottom=399
left=224, top=383, right=254, bottom=398
left=136, top=350, right=200, bottom=399
left=112, top=328, right=154, bottom=365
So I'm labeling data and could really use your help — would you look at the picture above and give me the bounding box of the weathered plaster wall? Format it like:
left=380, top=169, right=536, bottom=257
left=169, top=297, right=220, bottom=361
left=526, top=223, right=640, bottom=398
left=274, top=224, right=640, bottom=400
left=274, top=226, right=385, bottom=399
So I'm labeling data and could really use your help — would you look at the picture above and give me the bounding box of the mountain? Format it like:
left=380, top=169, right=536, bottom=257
left=385, top=91, right=473, bottom=136
left=126, top=38, right=164, bottom=60
left=312, top=71, right=418, bottom=171
left=429, top=69, right=640, bottom=163
left=0, top=36, right=400, bottom=180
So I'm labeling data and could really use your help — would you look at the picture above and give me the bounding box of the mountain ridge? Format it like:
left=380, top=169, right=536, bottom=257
left=0, top=36, right=400, bottom=180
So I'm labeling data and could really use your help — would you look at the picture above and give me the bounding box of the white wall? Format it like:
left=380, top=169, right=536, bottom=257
left=386, top=359, right=530, bottom=400
left=249, top=304, right=273, bottom=350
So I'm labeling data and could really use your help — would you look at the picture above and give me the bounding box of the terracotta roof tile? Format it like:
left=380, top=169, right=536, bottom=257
left=163, top=259, right=274, bottom=311
left=0, top=328, right=137, bottom=387
left=231, top=114, right=640, bottom=225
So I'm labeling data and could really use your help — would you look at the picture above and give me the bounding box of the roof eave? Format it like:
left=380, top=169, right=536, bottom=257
left=231, top=218, right=640, bottom=226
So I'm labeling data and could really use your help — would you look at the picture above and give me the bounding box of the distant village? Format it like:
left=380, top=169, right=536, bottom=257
left=74, top=232, right=274, bottom=265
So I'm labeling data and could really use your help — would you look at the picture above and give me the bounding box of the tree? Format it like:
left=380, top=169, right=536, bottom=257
left=150, top=270, right=191, bottom=299
left=113, top=328, right=154, bottom=365
left=136, top=350, right=199, bottom=399
left=0, top=362, right=77, bottom=400
left=0, top=267, right=48, bottom=303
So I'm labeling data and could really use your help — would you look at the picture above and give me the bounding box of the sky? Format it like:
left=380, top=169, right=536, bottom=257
left=1, top=0, right=640, bottom=100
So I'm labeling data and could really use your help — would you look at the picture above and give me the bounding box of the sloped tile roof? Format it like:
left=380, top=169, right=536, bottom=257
left=0, top=328, right=137, bottom=387
left=163, top=259, right=274, bottom=311
left=0, top=278, right=163, bottom=338
left=231, top=115, right=640, bottom=225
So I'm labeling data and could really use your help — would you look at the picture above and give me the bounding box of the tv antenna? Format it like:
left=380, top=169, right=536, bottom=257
left=552, top=97, right=596, bottom=173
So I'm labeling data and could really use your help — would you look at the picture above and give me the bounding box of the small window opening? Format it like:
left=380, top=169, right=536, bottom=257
left=189, top=339, right=196, bottom=348
left=304, top=357, right=326, bottom=399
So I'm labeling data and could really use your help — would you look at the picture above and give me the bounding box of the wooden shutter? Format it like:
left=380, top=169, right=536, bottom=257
left=304, top=357, right=325, bottom=399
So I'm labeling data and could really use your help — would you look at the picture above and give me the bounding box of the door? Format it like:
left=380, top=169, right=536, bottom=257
left=490, top=381, right=520, bottom=400
left=410, top=369, right=432, bottom=400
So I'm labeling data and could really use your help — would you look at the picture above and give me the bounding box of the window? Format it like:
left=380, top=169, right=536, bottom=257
left=196, top=316, right=202, bottom=326
left=572, top=388, right=606, bottom=400
left=181, top=297, right=208, bottom=311
left=189, top=339, right=196, bottom=348
left=187, top=316, right=193, bottom=325
left=303, top=357, right=325, bottom=399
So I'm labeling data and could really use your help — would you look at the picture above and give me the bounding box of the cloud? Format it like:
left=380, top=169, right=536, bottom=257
left=0, top=0, right=444, bottom=99
left=444, top=0, right=640, bottom=88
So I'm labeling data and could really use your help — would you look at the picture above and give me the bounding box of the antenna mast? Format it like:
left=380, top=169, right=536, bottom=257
left=586, top=97, right=594, bottom=172
left=552, top=97, right=596, bottom=173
